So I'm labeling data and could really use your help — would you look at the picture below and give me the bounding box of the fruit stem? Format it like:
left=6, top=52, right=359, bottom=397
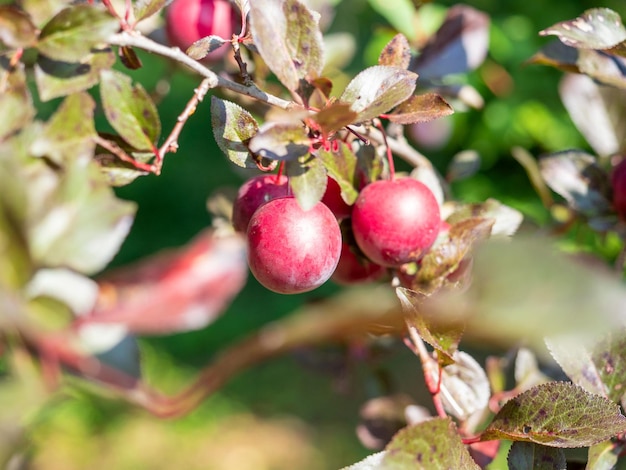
left=276, top=161, right=285, bottom=182
left=375, top=119, right=395, bottom=180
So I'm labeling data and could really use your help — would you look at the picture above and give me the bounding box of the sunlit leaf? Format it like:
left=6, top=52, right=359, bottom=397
left=0, top=62, right=34, bottom=141
left=539, top=150, right=612, bottom=216
left=0, top=6, right=37, bottom=49
left=133, top=0, right=167, bottom=22
left=507, top=441, right=566, bottom=470
left=378, top=34, right=411, bottom=68
left=30, top=92, right=96, bottom=164
left=211, top=97, right=259, bottom=168
left=587, top=440, right=621, bottom=470
left=100, top=69, right=160, bottom=151
left=483, top=382, right=626, bottom=447
left=540, top=8, right=626, bottom=50
left=410, top=5, right=489, bottom=80
left=38, top=5, right=119, bottom=62
left=386, top=93, right=453, bottom=124
left=286, top=153, right=327, bottom=211
left=439, top=351, right=490, bottom=425
left=514, top=348, right=552, bottom=392
left=397, top=287, right=463, bottom=366
left=317, top=142, right=358, bottom=204
left=545, top=330, right=626, bottom=404
left=340, top=65, right=417, bottom=123
left=35, top=49, right=116, bottom=102
left=249, top=0, right=324, bottom=92
left=27, top=157, right=136, bottom=275
left=382, top=417, right=480, bottom=469
left=445, top=198, right=523, bottom=237
left=248, top=122, right=310, bottom=161
left=186, top=35, right=228, bottom=60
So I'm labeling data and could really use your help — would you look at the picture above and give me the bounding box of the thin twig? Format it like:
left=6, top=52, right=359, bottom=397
left=156, top=77, right=212, bottom=170
left=93, top=135, right=156, bottom=173
left=107, top=31, right=293, bottom=110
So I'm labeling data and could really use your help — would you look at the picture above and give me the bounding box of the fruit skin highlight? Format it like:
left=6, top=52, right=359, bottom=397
left=246, top=197, right=342, bottom=294
left=165, top=0, right=235, bottom=60
left=232, top=174, right=289, bottom=233
left=351, top=178, right=441, bottom=267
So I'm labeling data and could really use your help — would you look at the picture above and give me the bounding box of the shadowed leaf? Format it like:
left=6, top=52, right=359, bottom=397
left=35, top=49, right=116, bottom=102
left=540, top=8, right=626, bottom=50
left=311, top=102, right=357, bottom=136
left=446, top=150, right=480, bottom=181
left=0, top=6, right=37, bottom=49
left=340, top=65, right=417, bottom=123
left=387, top=93, right=453, bottom=124
left=100, top=69, right=160, bottom=151
left=317, top=142, right=358, bottom=204
left=287, top=153, right=327, bottom=211
left=378, top=34, right=411, bottom=68
left=248, top=122, right=310, bottom=161
left=410, top=4, right=489, bottom=80
left=118, top=46, right=142, bottom=70
left=507, top=442, right=566, bottom=470
left=211, top=97, right=259, bottom=168
left=38, top=5, right=119, bottom=62
left=483, top=382, right=626, bottom=447
left=249, top=0, right=324, bottom=92
left=445, top=198, right=523, bottom=237
left=539, top=150, right=612, bottom=216
left=528, top=40, right=580, bottom=73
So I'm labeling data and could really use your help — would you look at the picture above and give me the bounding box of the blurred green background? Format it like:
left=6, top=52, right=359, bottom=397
left=20, top=0, right=626, bottom=468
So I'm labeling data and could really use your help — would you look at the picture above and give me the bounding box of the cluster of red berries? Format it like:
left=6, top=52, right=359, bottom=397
left=232, top=174, right=442, bottom=294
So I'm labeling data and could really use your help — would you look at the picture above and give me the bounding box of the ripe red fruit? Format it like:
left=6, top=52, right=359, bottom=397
left=247, top=197, right=342, bottom=294
left=331, top=242, right=385, bottom=285
left=232, top=174, right=289, bottom=232
left=351, top=178, right=441, bottom=267
left=321, top=177, right=352, bottom=219
left=612, top=159, right=626, bottom=219
left=165, top=0, right=235, bottom=60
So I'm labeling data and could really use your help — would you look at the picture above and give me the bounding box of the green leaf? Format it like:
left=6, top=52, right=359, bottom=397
left=317, top=142, right=358, bottom=205
left=248, top=122, right=310, bottom=162
left=540, top=8, right=626, bottom=50
left=0, top=62, right=34, bottom=141
left=482, top=382, right=626, bottom=447
left=378, top=34, right=411, bottom=68
left=397, top=287, right=463, bottom=366
left=35, top=49, right=116, bottom=102
left=100, top=69, right=160, bottom=151
left=507, top=442, right=566, bottom=470
left=27, top=157, right=136, bottom=275
left=0, top=6, right=37, bottom=49
left=367, top=0, right=417, bottom=41
left=249, top=0, right=324, bottom=92
left=20, top=0, right=67, bottom=28
left=382, top=417, right=480, bottom=469
left=133, top=0, right=167, bottom=22
left=287, top=153, right=327, bottom=211
left=30, top=92, right=96, bottom=164
left=545, top=330, right=626, bottom=404
left=37, top=5, right=119, bottom=62
left=210, top=97, right=259, bottom=168
left=587, top=440, right=621, bottom=470
left=387, top=93, right=453, bottom=125
left=340, top=66, right=417, bottom=123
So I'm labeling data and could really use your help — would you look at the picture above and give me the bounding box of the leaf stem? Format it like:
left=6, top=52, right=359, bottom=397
left=94, top=135, right=156, bottom=173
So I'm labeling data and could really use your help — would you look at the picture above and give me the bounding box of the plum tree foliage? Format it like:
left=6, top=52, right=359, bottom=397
left=2, top=0, right=626, bottom=468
